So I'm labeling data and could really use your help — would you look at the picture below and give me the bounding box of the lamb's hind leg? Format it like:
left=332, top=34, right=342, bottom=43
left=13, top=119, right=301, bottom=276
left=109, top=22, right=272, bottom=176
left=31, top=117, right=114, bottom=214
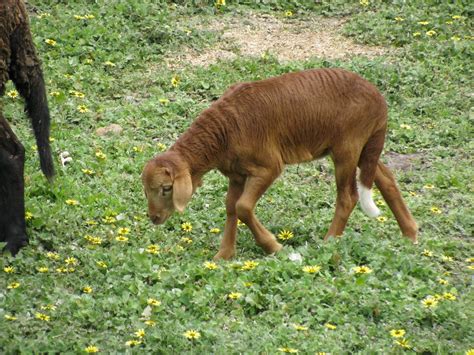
left=235, top=168, right=283, bottom=255
left=324, top=153, right=359, bottom=240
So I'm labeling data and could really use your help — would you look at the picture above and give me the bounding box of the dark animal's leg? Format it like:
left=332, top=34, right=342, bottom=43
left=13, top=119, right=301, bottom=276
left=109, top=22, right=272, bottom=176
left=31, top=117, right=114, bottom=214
left=214, top=176, right=245, bottom=260
left=9, top=1, right=54, bottom=179
left=0, top=115, right=28, bottom=255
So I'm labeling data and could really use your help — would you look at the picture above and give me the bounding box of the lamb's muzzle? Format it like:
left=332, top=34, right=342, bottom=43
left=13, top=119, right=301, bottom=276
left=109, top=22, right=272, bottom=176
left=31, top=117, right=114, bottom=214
left=142, top=68, right=418, bottom=259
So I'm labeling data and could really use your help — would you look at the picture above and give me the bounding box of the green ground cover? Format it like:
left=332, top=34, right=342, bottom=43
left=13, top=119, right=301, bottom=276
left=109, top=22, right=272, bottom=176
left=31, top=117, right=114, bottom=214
left=1, top=1, right=472, bottom=353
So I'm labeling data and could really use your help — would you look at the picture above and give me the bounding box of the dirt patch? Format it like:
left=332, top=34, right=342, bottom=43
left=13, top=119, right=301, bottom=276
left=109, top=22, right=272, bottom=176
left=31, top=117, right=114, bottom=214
left=167, top=12, right=389, bottom=68
left=384, top=152, right=423, bottom=171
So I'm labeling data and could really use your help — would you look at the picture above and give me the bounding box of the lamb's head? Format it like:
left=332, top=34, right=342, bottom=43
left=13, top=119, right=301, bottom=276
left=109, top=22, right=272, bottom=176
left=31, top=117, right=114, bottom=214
left=141, top=152, right=192, bottom=225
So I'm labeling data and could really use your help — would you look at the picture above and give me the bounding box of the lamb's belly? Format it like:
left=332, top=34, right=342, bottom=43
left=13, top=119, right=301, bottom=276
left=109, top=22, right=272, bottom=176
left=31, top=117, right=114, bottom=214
left=282, top=148, right=314, bottom=165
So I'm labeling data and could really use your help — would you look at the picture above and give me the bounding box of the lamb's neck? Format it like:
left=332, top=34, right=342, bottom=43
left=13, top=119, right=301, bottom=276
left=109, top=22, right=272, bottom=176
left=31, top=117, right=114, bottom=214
left=170, top=113, right=226, bottom=183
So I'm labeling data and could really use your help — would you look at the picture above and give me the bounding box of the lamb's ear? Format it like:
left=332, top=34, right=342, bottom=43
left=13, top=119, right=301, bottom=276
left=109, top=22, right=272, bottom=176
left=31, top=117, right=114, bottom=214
left=172, top=173, right=193, bottom=213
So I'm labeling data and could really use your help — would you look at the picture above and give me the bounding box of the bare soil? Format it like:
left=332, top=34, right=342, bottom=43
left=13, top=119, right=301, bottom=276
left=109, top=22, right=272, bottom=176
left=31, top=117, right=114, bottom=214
left=166, top=12, right=389, bottom=68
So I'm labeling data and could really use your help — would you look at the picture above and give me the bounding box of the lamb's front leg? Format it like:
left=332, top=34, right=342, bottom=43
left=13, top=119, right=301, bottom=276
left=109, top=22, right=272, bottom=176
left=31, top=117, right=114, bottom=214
left=235, top=171, right=283, bottom=255
left=214, top=178, right=244, bottom=260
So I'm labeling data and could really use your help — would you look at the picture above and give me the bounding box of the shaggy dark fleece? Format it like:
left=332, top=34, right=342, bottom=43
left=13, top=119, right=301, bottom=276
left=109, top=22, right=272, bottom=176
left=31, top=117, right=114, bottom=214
left=0, top=0, right=54, bottom=255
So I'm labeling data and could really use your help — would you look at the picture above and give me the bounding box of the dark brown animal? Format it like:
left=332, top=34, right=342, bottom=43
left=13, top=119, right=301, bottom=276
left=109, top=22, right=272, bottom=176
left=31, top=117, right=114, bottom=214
left=142, top=68, right=418, bottom=260
left=1, top=0, right=54, bottom=255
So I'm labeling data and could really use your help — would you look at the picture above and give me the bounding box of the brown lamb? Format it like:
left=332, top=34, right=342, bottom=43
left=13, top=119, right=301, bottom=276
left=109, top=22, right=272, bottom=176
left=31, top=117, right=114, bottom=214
left=1, top=0, right=54, bottom=255
left=142, top=68, right=418, bottom=260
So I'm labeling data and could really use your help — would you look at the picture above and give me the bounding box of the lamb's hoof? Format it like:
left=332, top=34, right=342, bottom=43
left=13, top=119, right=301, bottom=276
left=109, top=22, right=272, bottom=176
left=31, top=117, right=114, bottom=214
left=213, top=248, right=236, bottom=260
left=262, top=241, right=283, bottom=255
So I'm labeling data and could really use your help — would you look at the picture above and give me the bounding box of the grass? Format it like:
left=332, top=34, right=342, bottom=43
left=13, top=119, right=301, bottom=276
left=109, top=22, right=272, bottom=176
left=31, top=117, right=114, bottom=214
left=1, top=1, right=473, bottom=353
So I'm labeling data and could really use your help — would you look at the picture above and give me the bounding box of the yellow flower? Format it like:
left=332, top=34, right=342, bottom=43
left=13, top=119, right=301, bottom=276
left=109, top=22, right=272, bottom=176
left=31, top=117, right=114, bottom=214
left=203, top=261, right=218, bottom=270
left=147, top=298, right=161, bottom=307
left=125, top=340, right=142, bottom=347
left=426, top=30, right=436, bottom=37
left=37, top=266, right=49, bottom=273
left=171, top=76, right=180, bottom=88
left=241, top=260, right=259, bottom=271
left=324, top=323, right=337, bottom=330
left=210, top=228, right=221, bottom=234
left=400, top=123, right=412, bottom=130
left=183, top=329, right=201, bottom=340
left=452, top=15, right=462, bottom=20
left=422, top=249, right=433, bottom=257
left=181, top=222, right=193, bottom=232
left=446, top=20, right=453, bottom=25
left=77, top=105, right=89, bottom=113
left=158, top=98, right=169, bottom=105
left=7, top=282, right=20, bottom=289
left=56, top=267, right=68, bottom=273
left=7, top=90, right=18, bottom=98
left=359, top=0, right=369, bottom=6
left=96, top=261, right=108, bottom=268
left=115, top=236, right=128, bottom=242
left=157, top=142, right=167, bottom=151
left=64, top=74, right=73, bottom=79
left=215, top=0, right=226, bottom=6
left=50, top=91, right=60, bottom=97
left=278, top=348, right=299, bottom=353
left=45, top=39, right=57, bottom=46
left=66, top=199, right=79, bottom=206
left=244, top=282, right=253, bottom=287
left=69, top=90, right=85, bottom=98
left=430, top=207, right=442, bottom=214
left=413, top=32, right=421, bottom=37
left=4, top=266, right=15, bottom=273
left=117, top=227, right=130, bottom=235
left=181, top=237, right=193, bottom=244
left=104, top=61, right=116, bottom=67
left=84, top=235, right=103, bottom=245
left=284, top=10, right=293, bottom=17
left=144, top=320, right=156, bottom=327
left=394, top=17, right=404, bottom=22
left=292, top=324, right=308, bottom=331
left=466, top=258, right=474, bottom=263
left=85, top=14, right=95, bottom=20
left=422, top=296, right=438, bottom=308
left=74, top=15, right=85, bottom=20
left=302, top=265, right=321, bottom=274
left=65, top=257, right=78, bottom=265
left=4, top=315, right=17, bottom=321
left=146, top=244, right=160, bottom=254
left=228, top=292, right=243, bottom=300
left=35, top=312, right=50, bottom=321
left=95, top=151, right=107, bottom=160
left=237, top=219, right=244, bottom=226
left=394, top=338, right=411, bottom=349
left=390, top=329, right=406, bottom=338
left=465, top=349, right=474, bottom=355
left=409, top=191, right=418, bottom=197
left=38, top=12, right=51, bottom=19
left=277, top=229, right=294, bottom=240
left=441, top=255, right=453, bottom=262
left=438, top=278, right=449, bottom=285
left=418, top=21, right=430, bottom=25
left=133, top=146, right=143, bottom=153
left=46, top=251, right=60, bottom=260
left=102, top=216, right=116, bottom=224
left=451, top=36, right=461, bottom=41
left=377, top=216, right=387, bottom=222
left=443, top=292, right=456, bottom=301
left=40, top=304, right=57, bottom=311
left=83, top=286, right=93, bottom=294
left=84, top=345, right=99, bottom=353
left=134, top=329, right=145, bottom=338
left=353, top=265, right=373, bottom=274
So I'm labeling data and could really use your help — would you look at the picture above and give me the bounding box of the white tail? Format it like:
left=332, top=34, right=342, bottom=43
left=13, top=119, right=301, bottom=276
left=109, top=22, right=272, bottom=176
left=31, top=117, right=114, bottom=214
left=357, top=181, right=380, bottom=217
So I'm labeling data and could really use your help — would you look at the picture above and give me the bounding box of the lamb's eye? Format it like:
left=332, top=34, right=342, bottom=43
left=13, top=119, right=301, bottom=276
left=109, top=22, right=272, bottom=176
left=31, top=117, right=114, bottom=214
left=162, top=185, right=172, bottom=195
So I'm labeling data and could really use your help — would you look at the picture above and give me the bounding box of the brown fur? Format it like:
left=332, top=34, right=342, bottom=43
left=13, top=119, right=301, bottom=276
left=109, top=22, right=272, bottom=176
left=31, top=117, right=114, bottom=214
left=142, top=68, right=418, bottom=260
